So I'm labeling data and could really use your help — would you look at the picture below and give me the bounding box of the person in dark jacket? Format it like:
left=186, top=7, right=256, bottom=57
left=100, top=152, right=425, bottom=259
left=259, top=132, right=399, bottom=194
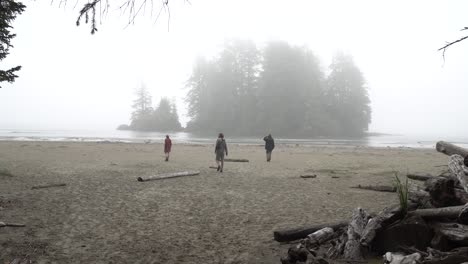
left=263, top=134, right=275, bottom=162
left=215, top=133, right=228, bottom=172
left=164, top=135, right=172, bottom=161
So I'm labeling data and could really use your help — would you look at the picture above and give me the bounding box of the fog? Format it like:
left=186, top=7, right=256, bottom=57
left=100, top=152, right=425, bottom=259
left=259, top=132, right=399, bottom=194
left=1, top=0, right=468, bottom=137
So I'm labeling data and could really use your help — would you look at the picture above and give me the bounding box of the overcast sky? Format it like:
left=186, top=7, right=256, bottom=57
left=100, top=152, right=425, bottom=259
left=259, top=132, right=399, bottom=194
left=1, top=0, right=467, bottom=137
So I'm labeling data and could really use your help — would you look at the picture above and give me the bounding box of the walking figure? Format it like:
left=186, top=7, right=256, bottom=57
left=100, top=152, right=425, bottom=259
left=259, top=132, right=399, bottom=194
left=215, top=133, right=228, bottom=172
left=164, top=135, right=172, bottom=161
left=263, top=134, right=275, bottom=162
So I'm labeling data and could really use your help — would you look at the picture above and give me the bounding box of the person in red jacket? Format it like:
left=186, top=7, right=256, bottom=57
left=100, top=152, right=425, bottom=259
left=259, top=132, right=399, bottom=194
left=164, top=135, right=172, bottom=161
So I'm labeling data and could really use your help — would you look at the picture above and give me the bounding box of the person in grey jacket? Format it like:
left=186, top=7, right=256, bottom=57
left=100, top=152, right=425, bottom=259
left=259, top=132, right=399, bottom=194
left=215, top=133, right=228, bottom=172
left=263, top=134, right=275, bottom=162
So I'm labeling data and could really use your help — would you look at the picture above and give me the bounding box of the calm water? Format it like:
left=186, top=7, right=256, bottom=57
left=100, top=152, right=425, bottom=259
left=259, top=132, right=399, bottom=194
left=0, top=129, right=467, bottom=149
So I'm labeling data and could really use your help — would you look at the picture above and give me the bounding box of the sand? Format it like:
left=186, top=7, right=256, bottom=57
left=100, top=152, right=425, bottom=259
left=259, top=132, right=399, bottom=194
left=0, top=141, right=448, bottom=263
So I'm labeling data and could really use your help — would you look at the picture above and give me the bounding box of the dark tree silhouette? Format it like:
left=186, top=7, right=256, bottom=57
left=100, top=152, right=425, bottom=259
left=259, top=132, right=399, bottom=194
left=0, top=0, right=25, bottom=88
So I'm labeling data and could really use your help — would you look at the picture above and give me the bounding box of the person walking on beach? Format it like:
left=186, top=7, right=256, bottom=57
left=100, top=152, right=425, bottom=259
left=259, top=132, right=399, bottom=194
left=215, top=133, right=228, bottom=172
left=263, top=134, right=275, bottom=162
left=164, top=135, right=172, bottom=161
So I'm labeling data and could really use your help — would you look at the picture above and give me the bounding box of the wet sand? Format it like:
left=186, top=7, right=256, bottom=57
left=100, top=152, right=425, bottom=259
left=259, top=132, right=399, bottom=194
left=0, top=141, right=448, bottom=263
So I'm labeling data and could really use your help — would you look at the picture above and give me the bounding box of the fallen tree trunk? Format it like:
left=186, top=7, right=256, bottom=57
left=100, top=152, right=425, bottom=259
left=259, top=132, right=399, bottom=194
left=31, top=183, right=66, bottom=190
left=431, top=222, right=468, bottom=245
left=448, top=155, right=468, bottom=193
left=343, top=208, right=369, bottom=260
left=224, top=158, right=249, bottom=162
left=360, top=205, right=403, bottom=247
left=459, top=204, right=468, bottom=224
left=409, top=205, right=465, bottom=219
left=436, top=141, right=468, bottom=158
left=274, top=221, right=348, bottom=242
left=350, top=185, right=396, bottom=192
left=137, top=171, right=200, bottom=182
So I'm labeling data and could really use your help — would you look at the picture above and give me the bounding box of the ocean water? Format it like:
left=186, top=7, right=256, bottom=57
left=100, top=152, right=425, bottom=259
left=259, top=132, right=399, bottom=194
left=0, top=129, right=467, bottom=149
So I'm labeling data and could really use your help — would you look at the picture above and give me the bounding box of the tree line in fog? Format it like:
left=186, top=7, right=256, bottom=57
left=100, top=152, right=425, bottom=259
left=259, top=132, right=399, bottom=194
left=121, top=40, right=371, bottom=137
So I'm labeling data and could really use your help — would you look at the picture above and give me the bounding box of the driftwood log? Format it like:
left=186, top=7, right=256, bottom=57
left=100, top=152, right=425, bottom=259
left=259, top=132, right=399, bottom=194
left=0, top=221, right=25, bottom=227
left=459, top=204, right=468, bottom=224
left=423, top=247, right=468, bottom=264
left=343, top=208, right=369, bottom=260
left=360, top=205, right=403, bottom=247
left=409, top=205, right=465, bottom=219
left=305, top=227, right=335, bottom=248
left=31, top=183, right=66, bottom=190
left=431, top=222, right=468, bottom=246
left=448, top=155, right=468, bottom=193
left=224, top=158, right=249, bottom=162
left=300, top=174, right=317, bottom=179
left=436, top=141, right=468, bottom=158
left=350, top=185, right=396, bottom=193
left=137, top=171, right=200, bottom=182
left=407, top=174, right=438, bottom=181
left=274, top=221, right=348, bottom=242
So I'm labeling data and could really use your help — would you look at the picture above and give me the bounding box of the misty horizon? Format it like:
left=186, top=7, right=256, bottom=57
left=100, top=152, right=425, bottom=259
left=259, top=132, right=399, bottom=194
left=1, top=0, right=468, bottom=138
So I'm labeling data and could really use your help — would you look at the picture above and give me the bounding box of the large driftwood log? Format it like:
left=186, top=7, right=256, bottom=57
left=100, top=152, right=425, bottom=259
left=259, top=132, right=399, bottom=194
left=350, top=185, right=396, bottom=192
left=343, top=208, right=369, bottom=260
left=224, top=158, right=249, bottom=162
left=274, top=221, right=348, bottom=242
left=137, top=171, right=200, bottom=182
left=448, top=155, right=468, bottom=193
left=360, top=205, right=403, bottom=247
left=436, top=141, right=468, bottom=158
left=409, top=205, right=465, bottom=219
left=31, top=183, right=66, bottom=190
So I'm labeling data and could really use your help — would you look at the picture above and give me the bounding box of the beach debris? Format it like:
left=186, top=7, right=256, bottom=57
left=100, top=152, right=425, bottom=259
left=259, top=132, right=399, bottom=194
left=274, top=221, right=348, bottom=242
left=383, top=252, right=421, bottom=264
left=209, top=166, right=218, bottom=169
left=0, top=221, right=26, bottom=227
left=300, top=174, right=317, bottom=179
left=350, top=185, right=396, bottom=193
left=331, top=176, right=340, bottom=179
left=137, top=171, right=200, bottom=182
left=224, top=158, right=249, bottom=162
left=144, top=139, right=152, bottom=144
left=31, top=183, right=66, bottom=190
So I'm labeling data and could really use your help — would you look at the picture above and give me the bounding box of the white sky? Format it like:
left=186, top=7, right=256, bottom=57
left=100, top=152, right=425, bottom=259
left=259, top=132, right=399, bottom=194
left=1, top=0, right=467, bottom=137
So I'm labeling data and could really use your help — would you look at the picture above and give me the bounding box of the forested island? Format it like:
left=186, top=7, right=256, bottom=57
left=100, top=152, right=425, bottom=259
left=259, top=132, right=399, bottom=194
left=120, top=40, right=371, bottom=137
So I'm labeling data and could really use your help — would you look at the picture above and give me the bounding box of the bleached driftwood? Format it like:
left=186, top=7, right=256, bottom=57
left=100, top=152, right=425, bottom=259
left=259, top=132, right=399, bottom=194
left=305, top=227, right=335, bottom=248
left=343, top=208, right=369, bottom=260
left=448, top=155, right=468, bottom=193
left=383, top=252, right=421, bottom=264
left=137, top=171, right=200, bottom=182
left=274, top=221, right=348, bottom=242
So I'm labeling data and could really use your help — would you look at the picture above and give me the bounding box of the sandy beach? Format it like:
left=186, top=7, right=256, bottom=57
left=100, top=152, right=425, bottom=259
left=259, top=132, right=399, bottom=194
left=0, top=141, right=449, bottom=263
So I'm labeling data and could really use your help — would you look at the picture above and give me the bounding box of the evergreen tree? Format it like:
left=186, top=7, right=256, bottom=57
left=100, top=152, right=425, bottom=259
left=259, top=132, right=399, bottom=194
left=152, top=97, right=182, bottom=131
left=0, top=0, right=25, bottom=87
left=130, top=85, right=153, bottom=130
left=325, top=53, right=371, bottom=136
